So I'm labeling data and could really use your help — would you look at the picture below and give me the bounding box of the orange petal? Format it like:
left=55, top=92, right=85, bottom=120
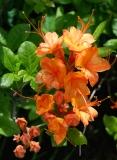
left=35, top=94, right=54, bottom=115
left=47, top=117, right=68, bottom=144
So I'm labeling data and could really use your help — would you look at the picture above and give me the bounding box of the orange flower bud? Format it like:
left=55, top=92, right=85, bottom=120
left=16, top=118, right=27, bottom=131
left=30, top=141, right=41, bottom=153
left=13, top=145, right=26, bottom=159
left=29, top=126, right=40, bottom=138
left=20, top=133, right=30, bottom=147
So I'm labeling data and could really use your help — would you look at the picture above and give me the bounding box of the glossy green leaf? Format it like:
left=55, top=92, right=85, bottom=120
left=18, top=41, right=39, bottom=74
left=7, top=24, right=30, bottom=51
left=0, top=115, right=20, bottom=137
left=67, top=128, right=87, bottom=146
left=0, top=46, right=19, bottom=72
left=30, top=79, right=38, bottom=91
left=0, top=73, right=15, bottom=87
left=93, top=21, right=107, bottom=40
left=103, top=115, right=117, bottom=136
left=104, top=39, right=117, bottom=50
left=43, top=15, right=56, bottom=32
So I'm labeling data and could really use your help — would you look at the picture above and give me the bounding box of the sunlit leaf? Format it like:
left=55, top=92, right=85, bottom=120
left=0, top=72, right=21, bottom=88
left=18, top=41, right=39, bottom=74
left=0, top=46, right=20, bottom=72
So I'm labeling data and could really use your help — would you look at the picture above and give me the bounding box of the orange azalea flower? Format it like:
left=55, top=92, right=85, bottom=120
left=36, top=32, right=65, bottom=61
left=64, top=72, right=90, bottom=102
left=75, top=47, right=111, bottom=86
left=72, top=95, right=98, bottom=126
left=36, top=57, right=67, bottom=89
left=63, top=26, right=94, bottom=52
left=46, top=115, right=68, bottom=144
left=35, top=94, right=54, bottom=115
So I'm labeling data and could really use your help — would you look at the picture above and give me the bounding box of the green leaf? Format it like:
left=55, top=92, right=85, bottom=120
left=0, top=115, right=20, bottom=137
left=55, top=14, right=77, bottom=33
left=104, top=39, right=117, bottom=50
left=0, top=90, right=11, bottom=117
left=34, top=2, right=46, bottom=13
left=18, top=41, right=39, bottom=74
left=43, top=15, right=56, bottom=32
left=29, top=109, right=39, bottom=121
left=99, top=47, right=112, bottom=57
left=112, top=18, right=117, bottom=36
left=0, top=46, right=19, bottom=72
left=30, top=79, right=38, bottom=91
left=67, top=128, right=87, bottom=146
left=103, top=115, right=117, bottom=136
left=0, top=73, right=15, bottom=88
left=7, top=24, right=30, bottom=51
left=0, top=27, right=7, bottom=45
left=56, top=7, right=63, bottom=18
left=93, top=21, right=107, bottom=40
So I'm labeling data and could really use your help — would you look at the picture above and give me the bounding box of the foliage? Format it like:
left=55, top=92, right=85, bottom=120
left=0, top=0, right=117, bottom=159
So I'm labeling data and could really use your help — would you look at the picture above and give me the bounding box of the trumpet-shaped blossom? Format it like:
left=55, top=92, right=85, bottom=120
left=72, top=95, right=99, bottom=126
left=36, top=32, right=65, bottom=61
left=63, top=26, right=95, bottom=52
left=75, top=47, right=111, bottom=86
left=45, top=114, right=68, bottom=144
left=36, top=57, right=67, bottom=89
left=64, top=72, right=90, bottom=102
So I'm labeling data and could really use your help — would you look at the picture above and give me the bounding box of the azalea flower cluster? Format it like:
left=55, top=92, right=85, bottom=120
left=35, top=17, right=111, bottom=145
left=13, top=118, right=41, bottom=158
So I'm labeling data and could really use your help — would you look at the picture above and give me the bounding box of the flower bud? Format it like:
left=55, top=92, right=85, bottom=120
left=13, top=145, right=26, bottom=158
